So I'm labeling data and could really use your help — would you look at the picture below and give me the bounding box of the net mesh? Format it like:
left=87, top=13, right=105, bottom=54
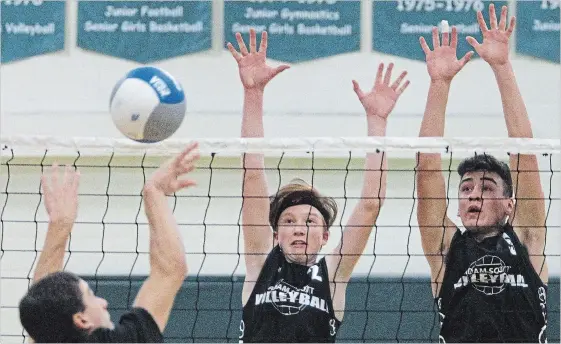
left=1, top=136, right=559, bottom=343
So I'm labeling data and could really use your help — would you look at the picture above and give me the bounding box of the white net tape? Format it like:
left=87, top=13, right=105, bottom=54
left=1, top=136, right=559, bottom=342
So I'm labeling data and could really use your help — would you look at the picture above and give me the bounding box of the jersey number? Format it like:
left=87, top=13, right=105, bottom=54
left=308, top=265, right=323, bottom=282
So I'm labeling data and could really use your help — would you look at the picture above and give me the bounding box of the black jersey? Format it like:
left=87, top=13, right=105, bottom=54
left=87, top=308, right=163, bottom=343
left=240, top=245, right=341, bottom=343
left=436, top=224, right=547, bottom=343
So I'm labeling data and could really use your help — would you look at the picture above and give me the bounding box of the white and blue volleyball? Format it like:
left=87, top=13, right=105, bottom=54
left=109, top=66, right=186, bottom=143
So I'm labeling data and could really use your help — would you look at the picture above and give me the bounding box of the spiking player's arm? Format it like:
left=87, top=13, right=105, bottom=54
left=417, top=26, right=473, bottom=295
left=325, top=63, right=409, bottom=319
left=227, top=28, right=289, bottom=304
left=467, top=4, right=547, bottom=283
left=133, top=143, right=198, bottom=332
left=33, top=165, right=79, bottom=283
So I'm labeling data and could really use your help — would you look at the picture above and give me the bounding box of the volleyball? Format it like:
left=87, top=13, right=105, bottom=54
left=109, top=66, right=186, bottom=143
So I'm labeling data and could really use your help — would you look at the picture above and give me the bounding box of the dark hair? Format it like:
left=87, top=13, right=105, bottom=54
left=457, top=154, right=513, bottom=197
left=269, top=179, right=338, bottom=231
left=19, top=271, right=89, bottom=343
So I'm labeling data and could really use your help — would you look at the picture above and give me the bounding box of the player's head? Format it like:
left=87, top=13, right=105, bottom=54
left=19, top=271, right=113, bottom=343
left=457, top=154, right=514, bottom=233
left=269, top=179, right=338, bottom=265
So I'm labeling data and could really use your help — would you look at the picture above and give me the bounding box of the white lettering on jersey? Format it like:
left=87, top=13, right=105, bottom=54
left=538, top=286, right=547, bottom=343
left=453, top=255, right=528, bottom=295
left=254, top=279, right=329, bottom=315
left=329, top=319, right=337, bottom=336
left=502, top=232, right=517, bottom=256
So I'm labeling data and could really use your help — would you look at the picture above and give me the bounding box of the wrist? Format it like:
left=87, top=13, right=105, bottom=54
left=142, top=182, right=165, bottom=198
left=366, top=115, right=388, bottom=136
left=430, top=78, right=452, bottom=87
left=490, top=61, right=513, bottom=75
left=244, top=88, right=264, bottom=98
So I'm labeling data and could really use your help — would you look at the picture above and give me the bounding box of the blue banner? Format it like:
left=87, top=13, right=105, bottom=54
left=1, top=0, right=66, bottom=63
left=373, top=0, right=508, bottom=61
left=224, top=0, right=361, bottom=63
left=515, top=0, right=560, bottom=63
left=77, top=0, right=212, bottom=63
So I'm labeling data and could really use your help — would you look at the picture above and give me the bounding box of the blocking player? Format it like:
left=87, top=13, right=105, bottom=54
left=18, top=142, right=200, bottom=342
left=416, top=4, right=548, bottom=342
left=227, top=29, right=410, bottom=342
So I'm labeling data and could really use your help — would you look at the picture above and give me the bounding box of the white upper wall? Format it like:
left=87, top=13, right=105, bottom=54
left=1, top=50, right=559, bottom=140
left=0, top=0, right=559, bottom=140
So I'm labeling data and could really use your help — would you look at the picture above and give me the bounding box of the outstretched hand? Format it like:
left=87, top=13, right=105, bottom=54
left=466, top=3, right=515, bottom=67
left=147, top=142, right=200, bottom=196
left=227, top=29, right=290, bottom=91
left=420, top=26, right=473, bottom=82
left=42, top=164, right=80, bottom=228
left=352, top=62, right=410, bottom=119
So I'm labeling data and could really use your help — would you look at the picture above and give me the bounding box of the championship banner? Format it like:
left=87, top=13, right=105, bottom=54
left=1, top=0, right=66, bottom=63
left=224, top=0, right=361, bottom=63
left=373, top=0, right=508, bottom=61
left=515, top=0, right=560, bottom=63
left=77, top=0, right=212, bottom=63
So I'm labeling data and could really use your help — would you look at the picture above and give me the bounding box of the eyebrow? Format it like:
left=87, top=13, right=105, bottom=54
left=460, top=177, right=498, bottom=185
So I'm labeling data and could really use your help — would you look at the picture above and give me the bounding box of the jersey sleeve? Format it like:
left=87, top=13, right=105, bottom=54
left=87, top=307, right=164, bottom=343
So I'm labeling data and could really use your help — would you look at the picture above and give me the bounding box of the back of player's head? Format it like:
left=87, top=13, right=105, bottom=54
left=269, top=179, right=338, bottom=231
left=457, top=154, right=513, bottom=197
left=19, top=271, right=89, bottom=343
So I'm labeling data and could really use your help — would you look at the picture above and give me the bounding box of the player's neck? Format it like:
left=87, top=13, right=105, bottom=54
left=470, top=225, right=503, bottom=242
left=285, top=254, right=318, bottom=267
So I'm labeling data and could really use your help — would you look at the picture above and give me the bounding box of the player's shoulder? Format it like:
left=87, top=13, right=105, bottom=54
left=87, top=308, right=163, bottom=343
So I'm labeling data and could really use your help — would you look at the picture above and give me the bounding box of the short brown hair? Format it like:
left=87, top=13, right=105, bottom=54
left=269, top=179, right=338, bottom=232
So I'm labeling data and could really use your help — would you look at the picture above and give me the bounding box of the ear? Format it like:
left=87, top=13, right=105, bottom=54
left=506, top=197, right=515, bottom=215
left=322, top=229, right=330, bottom=246
left=72, top=312, right=93, bottom=331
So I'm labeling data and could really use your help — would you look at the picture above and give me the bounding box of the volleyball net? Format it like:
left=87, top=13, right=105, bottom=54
left=1, top=136, right=559, bottom=343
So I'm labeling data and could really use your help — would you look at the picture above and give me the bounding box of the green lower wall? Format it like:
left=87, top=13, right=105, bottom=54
left=84, top=276, right=560, bottom=343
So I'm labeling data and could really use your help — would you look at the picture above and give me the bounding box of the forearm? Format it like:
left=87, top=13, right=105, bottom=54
left=33, top=224, right=70, bottom=283
left=419, top=80, right=451, bottom=138
left=143, top=185, right=187, bottom=279
left=362, top=116, right=388, bottom=205
left=492, top=62, right=533, bottom=138
left=418, top=80, right=451, bottom=173
left=241, top=89, right=266, bottom=175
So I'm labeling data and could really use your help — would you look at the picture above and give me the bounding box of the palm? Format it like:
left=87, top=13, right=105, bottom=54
left=426, top=47, right=464, bottom=81
left=474, top=31, right=510, bottom=65
left=228, top=30, right=289, bottom=91
left=353, top=62, right=409, bottom=119
left=149, top=142, right=199, bottom=196
left=467, top=4, right=515, bottom=66
left=420, top=27, right=473, bottom=82
left=238, top=54, right=278, bottom=89
left=360, top=86, right=398, bottom=119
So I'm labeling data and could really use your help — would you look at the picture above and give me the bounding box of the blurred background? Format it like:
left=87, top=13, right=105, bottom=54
left=0, top=0, right=559, bottom=342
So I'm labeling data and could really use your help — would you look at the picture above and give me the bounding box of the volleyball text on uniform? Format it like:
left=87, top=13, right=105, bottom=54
left=416, top=4, right=548, bottom=343
left=226, top=28, right=410, bottom=343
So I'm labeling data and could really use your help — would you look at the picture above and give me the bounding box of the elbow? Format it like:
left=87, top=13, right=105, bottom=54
left=154, top=254, right=188, bottom=285
left=360, top=198, right=383, bottom=215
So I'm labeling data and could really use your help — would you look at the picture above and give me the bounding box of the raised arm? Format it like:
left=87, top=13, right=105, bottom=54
left=33, top=165, right=79, bottom=283
left=417, top=27, right=473, bottom=291
left=227, top=29, right=289, bottom=286
left=326, top=63, right=409, bottom=284
left=467, top=4, right=547, bottom=282
left=133, top=143, right=199, bottom=332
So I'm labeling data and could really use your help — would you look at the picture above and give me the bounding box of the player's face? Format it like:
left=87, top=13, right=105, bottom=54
left=276, top=204, right=329, bottom=265
left=458, top=171, right=513, bottom=232
left=74, top=279, right=114, bottom=331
